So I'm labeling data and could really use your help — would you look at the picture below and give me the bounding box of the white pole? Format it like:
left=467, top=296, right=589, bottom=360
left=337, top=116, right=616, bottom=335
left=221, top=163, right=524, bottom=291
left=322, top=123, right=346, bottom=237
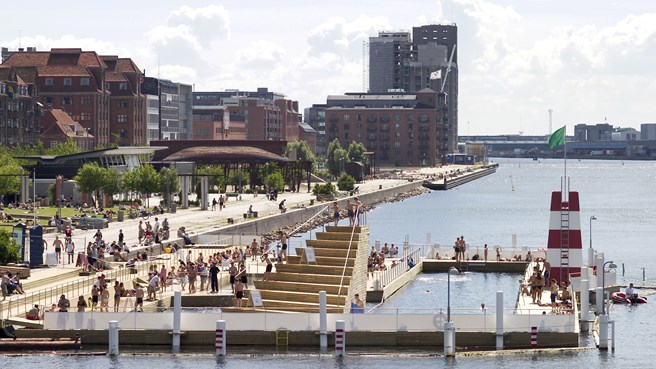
left=598, top=314, right=609, bottom=349
left=444, top=321, right=455, bottom=356
left=511, top=234, right=517, bottom=249
left=319, top=291, right=327, bottom=351
left=580, top=279, right=590, bottom=332
left=595, top=252, right=605, bottom=289
left=172, top=290, right=181, bottom=352
left=108, top=320, right=119, bottom=357
left=595, top=287, right=604, bottom=316
left=495, top=291, right=503, bottom=350
left=215, top=320, right=226, bottom=356
left=335, top=320, right=346, bottom=357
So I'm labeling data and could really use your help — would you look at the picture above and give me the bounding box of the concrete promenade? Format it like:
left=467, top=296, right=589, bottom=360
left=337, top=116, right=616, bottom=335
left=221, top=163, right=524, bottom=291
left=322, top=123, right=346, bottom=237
left=1, top=164, right=484, bottom=322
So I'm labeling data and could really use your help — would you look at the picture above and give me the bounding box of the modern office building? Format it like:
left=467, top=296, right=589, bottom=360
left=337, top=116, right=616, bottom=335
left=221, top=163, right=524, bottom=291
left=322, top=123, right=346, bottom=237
left=141, top=77, right=192, bottom=142
left=325, top=89, right=448, bottom=167
left=304, top=104, right=326, bottom=156
left=574, top=123, right=613, bottom=141
left=368, top=24, right=458, bottom=152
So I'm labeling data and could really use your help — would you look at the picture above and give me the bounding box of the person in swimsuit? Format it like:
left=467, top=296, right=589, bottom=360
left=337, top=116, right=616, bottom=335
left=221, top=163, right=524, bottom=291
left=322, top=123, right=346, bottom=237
left=332, top=201, right=340, bottom=226
left=263, top=254, right=273, bottom=281
left=280, top=231, right=288, bottom=263
left=234, top=279, right=244, bottom=308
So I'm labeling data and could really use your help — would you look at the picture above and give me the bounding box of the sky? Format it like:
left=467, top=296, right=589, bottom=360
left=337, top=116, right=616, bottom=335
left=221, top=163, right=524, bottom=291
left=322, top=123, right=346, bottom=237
left=3, top=0, right=656, bottom=136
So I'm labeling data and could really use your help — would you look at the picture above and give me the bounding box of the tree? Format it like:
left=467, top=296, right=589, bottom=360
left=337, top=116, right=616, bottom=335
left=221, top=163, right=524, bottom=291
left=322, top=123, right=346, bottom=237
left=159, top=167, right=181, bottom=210
left=285, top=140, right=315, bottom=162
left=337, top=173, right=355, bottom=191
left=122, top=164, right=160, bottom=206
left=102, top=168, right=122, bottom=200
left=0, top=158, right=24, bottom=196
left=74, top=162, right=106, bottom=206
left=264, top=171, right=284, bottom=191
left=326, top=138, right=349, bottom=179
left=228, top=167, right=249, bottom=193
left=347, top=141, right=367, bottom=163
left=0, top=229, right=20, bottom=264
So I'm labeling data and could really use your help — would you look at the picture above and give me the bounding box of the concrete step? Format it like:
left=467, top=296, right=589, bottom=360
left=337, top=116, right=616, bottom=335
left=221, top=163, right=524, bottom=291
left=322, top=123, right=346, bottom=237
left=274, top=263, right=353, bottom=276
left=22, top=269, right=86, bottom=291
left=271, top=272, right=350, bottom=285
left=286, top=255, right=355, bottom=267
left=325, top=225, right=365, bottom=234
left=315, top=232, right=362, bottom=241
left=305, top=239, right=360, bottom=249
left=259, top=290, right=345, bottom=305
left=294, top=247, right=355, bottom=258
left=253, top=280, right=348, bottom=295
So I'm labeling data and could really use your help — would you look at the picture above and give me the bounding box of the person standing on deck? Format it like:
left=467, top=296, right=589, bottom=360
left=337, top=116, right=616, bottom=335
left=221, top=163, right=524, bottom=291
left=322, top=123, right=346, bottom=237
left=209, top=262, right=220, bottom=293
left=280, top=231, right=288, bottom=263
left=484, top=244, right=489, bottom=261
left=347, top=200, right=355, bottom=226
left=353, top=197, right=362, bottom=225
left=234, top=279, right=245, bottom=308
left=332, top=201, right=340, bottom=226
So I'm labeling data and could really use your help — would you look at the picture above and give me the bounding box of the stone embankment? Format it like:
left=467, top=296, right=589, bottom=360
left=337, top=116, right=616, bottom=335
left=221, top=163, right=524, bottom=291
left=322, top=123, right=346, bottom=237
left=259, top=186, right=429, bottom=246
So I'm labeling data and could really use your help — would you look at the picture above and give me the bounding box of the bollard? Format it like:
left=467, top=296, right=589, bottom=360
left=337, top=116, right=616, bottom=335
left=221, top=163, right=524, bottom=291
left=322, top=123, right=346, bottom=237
left=580, top=279, right=590, bottom=332
left=588, top=248, right=595, bottom=268
left=319, top=291, right=327, bottom=352
left=443, top=321, right=455, bottom=356
left=595, top=252, right=605, bottom=289
left=495, top=291, right=503, bottom=350
left=108, top=320, right=119, bottom=356
left=530, top=326, right=537, bottom=347
left=215, top=320, right=226, bottom=356
left=335, top=320, right=346, bottom=357
left=172, top=291, right=181, bottom=352
left=598, top=314, right=609, bottom=350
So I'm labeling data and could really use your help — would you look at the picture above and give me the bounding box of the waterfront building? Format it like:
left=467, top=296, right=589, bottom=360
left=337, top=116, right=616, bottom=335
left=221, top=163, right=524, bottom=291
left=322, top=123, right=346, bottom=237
left=0, top=65, right=39, bottom=146
left=369, top=24, right=458, bottom=152
left=193, top=88, right=305, bottom=142
left=1, top=47, right=147, bottom=147
left=141, top=77, right=192, bottom=142
left=325, top=89, right=448, bottom=166
left=573, top=123, right=613, bottom=142
left=303, top=104, right=326, bottom=156
left=640, top=123, right=656, bottom=140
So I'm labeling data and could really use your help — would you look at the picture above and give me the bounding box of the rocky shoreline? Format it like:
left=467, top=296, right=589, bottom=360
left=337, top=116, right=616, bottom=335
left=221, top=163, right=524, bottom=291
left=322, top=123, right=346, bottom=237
left=260, top=186, right=430, bottom=246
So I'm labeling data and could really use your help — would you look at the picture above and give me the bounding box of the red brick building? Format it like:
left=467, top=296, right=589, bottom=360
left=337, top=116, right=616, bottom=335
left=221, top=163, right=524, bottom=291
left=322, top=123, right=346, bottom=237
left=0, top=65, right=39, bottom=146
left=325, top=89, right=448, bottom=167
left=1, top=48, right=146, bottom=148
left=192, top=105, right=247, bottom=140
left=39, top=108, right=94, bottom=150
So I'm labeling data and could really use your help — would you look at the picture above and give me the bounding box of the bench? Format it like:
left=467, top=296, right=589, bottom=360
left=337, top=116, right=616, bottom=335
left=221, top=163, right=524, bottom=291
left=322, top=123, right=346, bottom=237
left=227, top=218, right=234, bottom=224
left=243, top=212, right=258, bottom=219
left=225, top=193, right=240, bottom=199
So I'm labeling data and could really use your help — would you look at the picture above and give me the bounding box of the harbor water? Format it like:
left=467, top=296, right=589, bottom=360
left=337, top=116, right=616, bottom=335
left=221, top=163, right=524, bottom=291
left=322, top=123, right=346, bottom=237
left=4, top=158, right=656, bottom=368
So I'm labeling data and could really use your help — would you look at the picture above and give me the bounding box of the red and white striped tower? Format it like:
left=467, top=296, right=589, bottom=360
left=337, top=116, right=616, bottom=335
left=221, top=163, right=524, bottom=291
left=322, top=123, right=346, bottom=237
left=546, top=190, right=583, bottom=284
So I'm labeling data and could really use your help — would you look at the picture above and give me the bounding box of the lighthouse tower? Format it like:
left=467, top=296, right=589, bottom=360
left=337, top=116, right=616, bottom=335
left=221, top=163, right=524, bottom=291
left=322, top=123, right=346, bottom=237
left=546, top=191, right=583, bottom=284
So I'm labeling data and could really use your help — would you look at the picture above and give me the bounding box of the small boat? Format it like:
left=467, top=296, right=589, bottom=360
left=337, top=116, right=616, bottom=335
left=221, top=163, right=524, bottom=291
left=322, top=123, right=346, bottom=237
left=611, top=291, right=647, bottom=304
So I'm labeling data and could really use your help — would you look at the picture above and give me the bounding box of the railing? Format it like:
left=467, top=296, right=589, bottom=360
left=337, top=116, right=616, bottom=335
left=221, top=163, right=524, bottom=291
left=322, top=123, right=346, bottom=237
left=43, top=306, right=577, bottom=333
left=375, top=247, right=421, bottom=289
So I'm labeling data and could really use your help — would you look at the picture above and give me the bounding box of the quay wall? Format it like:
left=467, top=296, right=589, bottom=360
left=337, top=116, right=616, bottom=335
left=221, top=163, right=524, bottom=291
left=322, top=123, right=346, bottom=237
left=367, top=261, right=424, bottom=303
left=20, top=329, right=578, bottom=350
left=422, top=260, right=528, bottom=273
left=205, top=180, right=424, bottom=237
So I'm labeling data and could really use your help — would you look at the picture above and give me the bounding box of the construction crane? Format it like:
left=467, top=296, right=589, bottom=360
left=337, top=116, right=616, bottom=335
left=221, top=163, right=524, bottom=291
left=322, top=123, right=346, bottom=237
left=440, top=44, right=457, bottom=93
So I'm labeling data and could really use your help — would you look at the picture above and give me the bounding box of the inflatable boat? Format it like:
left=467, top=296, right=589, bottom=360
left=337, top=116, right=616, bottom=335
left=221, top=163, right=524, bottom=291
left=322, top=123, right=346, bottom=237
left=611, top=291, right=647, bottom=304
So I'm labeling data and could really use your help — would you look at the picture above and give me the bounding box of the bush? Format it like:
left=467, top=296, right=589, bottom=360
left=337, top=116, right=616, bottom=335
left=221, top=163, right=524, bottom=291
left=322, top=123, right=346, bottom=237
left=0, top=229, right=21, bottom=264
left=312, top=182, right=336, bottom=196
left=337, top=173, right=355, bottom=191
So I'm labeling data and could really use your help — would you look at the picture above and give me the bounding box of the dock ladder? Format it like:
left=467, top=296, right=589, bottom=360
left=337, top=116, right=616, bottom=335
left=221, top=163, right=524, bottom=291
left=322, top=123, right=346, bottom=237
left=275, top=328, right=289, bottom=349
left=560, top=202, right=570, bottom=273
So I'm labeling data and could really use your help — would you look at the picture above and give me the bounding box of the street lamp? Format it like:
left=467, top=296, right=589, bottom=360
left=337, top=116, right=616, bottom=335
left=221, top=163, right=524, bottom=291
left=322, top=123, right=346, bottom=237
left=602, top=261, right=617, bottom=315
left=238, top=164, right=242, bottom=199
left=589, top=215, right=597, bottom=267
left=445, top=266, right=459, bottom=357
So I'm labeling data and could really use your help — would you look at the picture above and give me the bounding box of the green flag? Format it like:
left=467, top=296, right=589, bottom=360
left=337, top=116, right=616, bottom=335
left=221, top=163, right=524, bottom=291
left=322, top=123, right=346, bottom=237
left=548, top=126, right=566, bottom=149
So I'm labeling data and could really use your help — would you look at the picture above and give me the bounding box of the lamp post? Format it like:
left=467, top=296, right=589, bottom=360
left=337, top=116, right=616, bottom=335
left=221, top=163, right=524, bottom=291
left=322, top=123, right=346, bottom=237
left=238, top=163, right=242, bottom=199
left=589, top=215, right=597, bottom=266
left=444, top=266, right=459, bottom=356
left=602, top=261, right=617, bottom=315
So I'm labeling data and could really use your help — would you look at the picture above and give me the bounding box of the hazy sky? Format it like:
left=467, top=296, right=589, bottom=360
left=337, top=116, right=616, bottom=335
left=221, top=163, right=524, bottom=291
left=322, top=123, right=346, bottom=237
left=3, top=0, right=656, bottom=135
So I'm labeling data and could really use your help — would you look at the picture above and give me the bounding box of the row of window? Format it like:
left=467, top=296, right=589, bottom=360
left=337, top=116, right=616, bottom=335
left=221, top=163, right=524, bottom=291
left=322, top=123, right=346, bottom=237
left=44, top=77, right=130, bottom=91
left=42, top=95, right=130, bottom=108
left=329, top=113, right=431, bottom=123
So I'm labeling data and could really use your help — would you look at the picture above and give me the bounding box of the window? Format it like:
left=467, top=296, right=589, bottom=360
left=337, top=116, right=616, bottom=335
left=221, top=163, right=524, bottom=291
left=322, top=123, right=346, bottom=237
left=118, top=100, right=128, bottom=108
left=105, top=83, right=110, bottom=90
left=62, top=96, right=73, bottom=105
left=80, top=112, right=91, bottom=121
left=119, top=82, right=128, bottom=90
left=81, top=96, right=91, bottom=105
left=80, top=78, right=90, bottom=86
left=50, top=141, right=59, bottom=148
left=64, top=78, right=72, bottom=86
left=343, top=114, right=350, bottom=122
left=118, top=114, right=128, bottom=123
left=407, top=114, right=414, bottom=122
left=45, top=78, right=53, bottom=86
left=45, top=96, right=53, bottom=105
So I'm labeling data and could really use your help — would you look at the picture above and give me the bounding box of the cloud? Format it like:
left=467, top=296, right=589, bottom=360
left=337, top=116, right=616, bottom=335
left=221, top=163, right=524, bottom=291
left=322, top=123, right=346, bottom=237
left=167, top=4, right=231, bottom=45
left=306, top=15, right=389, bottom=59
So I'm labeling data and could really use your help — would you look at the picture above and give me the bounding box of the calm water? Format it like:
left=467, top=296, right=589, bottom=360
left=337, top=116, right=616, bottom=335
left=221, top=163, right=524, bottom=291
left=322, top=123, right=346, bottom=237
left=4, top=158, right=656, bottom=367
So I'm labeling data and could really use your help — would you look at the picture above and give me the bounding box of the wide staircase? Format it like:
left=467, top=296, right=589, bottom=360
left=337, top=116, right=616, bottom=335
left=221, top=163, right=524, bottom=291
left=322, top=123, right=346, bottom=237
left=246, top=225, right=369, bottom=313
